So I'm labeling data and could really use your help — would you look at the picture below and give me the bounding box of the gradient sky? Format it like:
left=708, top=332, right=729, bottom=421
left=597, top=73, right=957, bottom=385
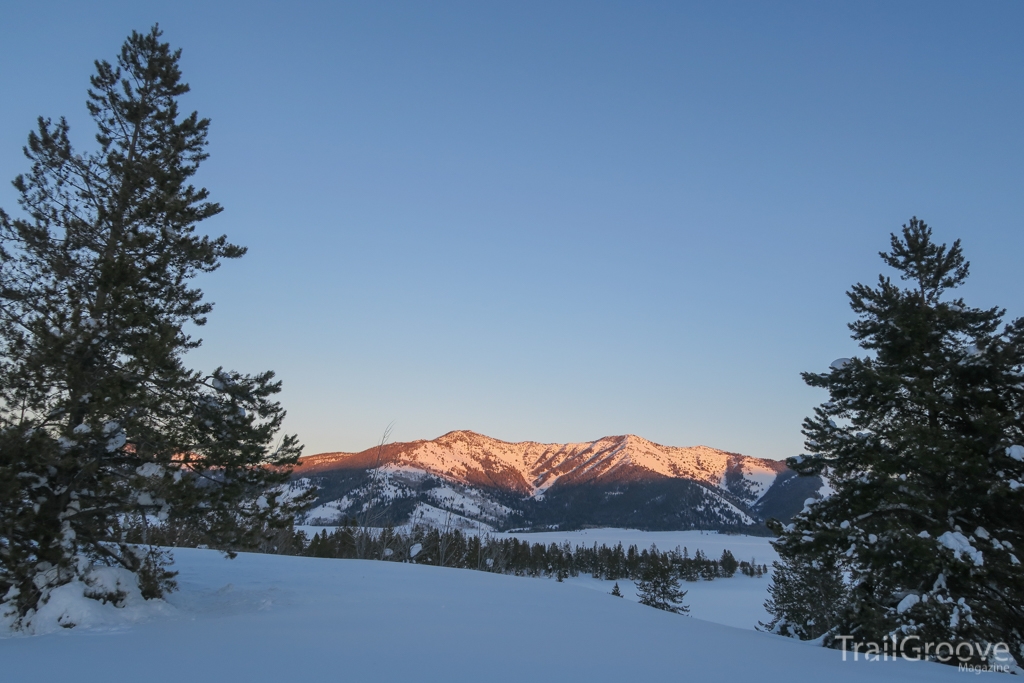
left=1, top=2, right=1021, bottom=459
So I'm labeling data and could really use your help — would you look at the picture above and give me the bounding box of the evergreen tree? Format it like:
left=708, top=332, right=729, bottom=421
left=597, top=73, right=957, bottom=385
left=636, top=553, right=689, bottom=614
left=759, top=555, right=847, bottom=639
left=610, top=581, right=623, bottom=597
left=719, top=549, right=739, bottom=577
left=0, top=26, right=311, bottom=624
left=765, top=219, right=1024, bottom=666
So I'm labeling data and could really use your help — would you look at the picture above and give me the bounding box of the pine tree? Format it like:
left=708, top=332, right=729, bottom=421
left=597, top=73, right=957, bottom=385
left=759, top=555, right=847, bottom=639
left=765, top=219, right=1024, bottom=667
left=0, top=26, right=311, bottom=625
left=610, top=581, right=623, bottom=597
left=636, top=553, right=689, bottom=614
left=719, top=549, right=739, bottom=577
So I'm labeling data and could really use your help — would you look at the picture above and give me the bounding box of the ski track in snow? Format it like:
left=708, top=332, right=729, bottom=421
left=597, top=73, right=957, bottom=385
left=0, top=547, right=964, bottom=683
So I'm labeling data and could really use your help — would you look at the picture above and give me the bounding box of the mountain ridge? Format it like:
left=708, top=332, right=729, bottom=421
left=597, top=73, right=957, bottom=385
left=292, top=430, right=815, bottom=532
left=297, top=429, right=787, bottom=501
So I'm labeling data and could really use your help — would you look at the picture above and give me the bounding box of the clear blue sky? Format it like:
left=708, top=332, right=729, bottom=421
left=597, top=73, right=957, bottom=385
left=1, top=2, right=1021, bottom=459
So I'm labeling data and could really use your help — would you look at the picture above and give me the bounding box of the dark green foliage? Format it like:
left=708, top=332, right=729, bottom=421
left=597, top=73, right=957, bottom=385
left=0, top=26, right=311, bottom=623
left=519, top=479, right=770, bottom=533
left=610, top=582, right=623, bottom=597
left=759, top=555, right=847, bottom=639
left=751, top=469, right=825, bottom=523
left=765, top=219, right=1024, bottom=666
left=719, top=549, right=739, bottom=577
left=119, top=512, right=307, bottom=558
left=297, top=523, right=765, bottom=593
left=739, top=562, right=767, bottom=577
left=636, top=552, right=689, bottom=614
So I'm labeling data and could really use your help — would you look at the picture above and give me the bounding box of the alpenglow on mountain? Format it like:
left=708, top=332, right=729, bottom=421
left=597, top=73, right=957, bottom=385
left=292, top=430, right=822, bottom=533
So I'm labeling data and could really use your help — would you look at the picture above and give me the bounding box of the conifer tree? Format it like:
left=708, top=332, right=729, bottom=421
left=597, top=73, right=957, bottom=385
left=719, top=549, right=739, bottom=577
left=765, top=219, right=1024, bottom=667
left=759, top=553, right=847, bottom=639
left=610, top=581, right=623, bottom=597
left=0, top=26, right=311, bottom=625
left=636, top=553, right=689, bottom=614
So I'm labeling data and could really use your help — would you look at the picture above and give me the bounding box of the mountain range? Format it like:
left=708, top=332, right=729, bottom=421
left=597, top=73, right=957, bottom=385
left=291, top=430, right=823, bottom=533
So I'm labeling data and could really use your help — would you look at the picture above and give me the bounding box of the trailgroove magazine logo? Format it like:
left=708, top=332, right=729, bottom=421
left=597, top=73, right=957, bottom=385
left=836, top=635, right=1014, bottom=673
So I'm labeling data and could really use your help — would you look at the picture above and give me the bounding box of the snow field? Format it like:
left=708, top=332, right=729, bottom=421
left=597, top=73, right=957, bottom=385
left=294, top=528, right=779, bottom=628
left=505, top=529, right=779, bottom=629
left=567, top=574, right=773, bottom=630
left=0, top=548, right=963, bottom=683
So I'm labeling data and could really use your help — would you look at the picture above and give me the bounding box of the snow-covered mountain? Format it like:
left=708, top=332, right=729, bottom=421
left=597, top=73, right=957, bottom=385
left=293, top=430, right=819, bottom=532
left=299, top=430, right=786, bottom=501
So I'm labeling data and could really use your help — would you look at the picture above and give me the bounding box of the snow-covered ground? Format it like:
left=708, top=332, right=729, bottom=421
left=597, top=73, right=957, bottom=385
left=566, top=573, right=773, bottom=630
left=296, top=527, right=779, bottom=629
left=1, top=548, right=966, bottom=682
left=501, top=529, right=778, bottom=629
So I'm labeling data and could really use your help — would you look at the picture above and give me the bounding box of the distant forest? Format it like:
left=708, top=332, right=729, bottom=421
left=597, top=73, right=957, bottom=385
left=127, top=515, right=768, bottom=582
left=302, top=520, right=769, bottom=582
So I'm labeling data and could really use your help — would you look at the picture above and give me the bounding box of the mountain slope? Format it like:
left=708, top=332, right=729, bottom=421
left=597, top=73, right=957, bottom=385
left=294, top=430, right=817, bottom=532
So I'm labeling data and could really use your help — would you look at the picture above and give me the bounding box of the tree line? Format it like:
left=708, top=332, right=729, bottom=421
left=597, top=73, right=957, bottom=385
left=299, top=520, right=768, bottom=582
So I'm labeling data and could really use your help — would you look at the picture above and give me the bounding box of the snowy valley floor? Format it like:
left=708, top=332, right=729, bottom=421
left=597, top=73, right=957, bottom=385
left=2, top=543, right=970, bottom=682
left=296, top=527, right=782, bottom=629
left=506, top=528, right=780, bottom=629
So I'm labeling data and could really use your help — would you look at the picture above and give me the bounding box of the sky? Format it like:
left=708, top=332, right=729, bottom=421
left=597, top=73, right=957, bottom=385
left=1, top=2, right=1021, bottom=459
